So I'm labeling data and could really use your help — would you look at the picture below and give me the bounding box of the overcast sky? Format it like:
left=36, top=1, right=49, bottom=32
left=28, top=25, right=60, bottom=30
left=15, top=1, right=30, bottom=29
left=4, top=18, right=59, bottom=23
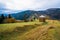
left=0, top=0, right=60, bottom=10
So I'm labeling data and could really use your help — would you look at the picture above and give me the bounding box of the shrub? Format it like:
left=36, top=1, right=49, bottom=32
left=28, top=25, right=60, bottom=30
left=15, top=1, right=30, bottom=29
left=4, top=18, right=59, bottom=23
left=4, top=18, right=16, bottom=23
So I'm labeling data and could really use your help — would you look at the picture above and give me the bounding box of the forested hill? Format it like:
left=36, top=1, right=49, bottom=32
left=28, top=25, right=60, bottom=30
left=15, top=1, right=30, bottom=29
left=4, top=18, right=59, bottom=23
left=0, top=8, right=60, bottom=20
left=11, top=8, right=60, bottom=20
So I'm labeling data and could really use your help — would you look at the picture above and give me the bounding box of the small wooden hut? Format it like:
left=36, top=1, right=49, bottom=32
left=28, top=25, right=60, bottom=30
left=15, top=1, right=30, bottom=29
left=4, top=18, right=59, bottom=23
left=39, top=15, right=46, bottom=22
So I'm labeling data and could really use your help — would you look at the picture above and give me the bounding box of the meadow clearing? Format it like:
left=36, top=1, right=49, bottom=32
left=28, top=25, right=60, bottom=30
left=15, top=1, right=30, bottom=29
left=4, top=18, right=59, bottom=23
left=0, top=20, right=60, bottom=40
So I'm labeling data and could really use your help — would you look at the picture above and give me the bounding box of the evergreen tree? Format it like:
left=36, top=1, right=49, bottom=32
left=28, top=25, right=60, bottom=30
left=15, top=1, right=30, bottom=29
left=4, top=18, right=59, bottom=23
left=0, top=14, right=5, bottom=23
left=8, top=14, right=12, bottom=18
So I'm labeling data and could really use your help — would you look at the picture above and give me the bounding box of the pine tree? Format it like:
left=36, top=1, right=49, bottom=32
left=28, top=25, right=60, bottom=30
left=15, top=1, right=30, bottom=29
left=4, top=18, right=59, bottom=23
left=0, top=14, right=5, bottom=23
left=8, top=14, right=12, bottom=18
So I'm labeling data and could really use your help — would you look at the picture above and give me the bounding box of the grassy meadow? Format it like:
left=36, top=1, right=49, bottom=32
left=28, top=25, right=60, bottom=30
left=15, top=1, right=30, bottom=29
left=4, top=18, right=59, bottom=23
left=0, top=20, right=60, bottom=40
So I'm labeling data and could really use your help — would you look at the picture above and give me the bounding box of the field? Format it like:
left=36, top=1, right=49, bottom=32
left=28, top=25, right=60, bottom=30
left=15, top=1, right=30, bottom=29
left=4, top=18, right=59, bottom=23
left=0, top=20, right=60, bottom=40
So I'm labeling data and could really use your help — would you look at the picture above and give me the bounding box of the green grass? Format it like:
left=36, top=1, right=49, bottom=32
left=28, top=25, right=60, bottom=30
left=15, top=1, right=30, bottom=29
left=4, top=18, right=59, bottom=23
left=0, top=25, right=38, bottom=40
left=0, top=21, right=42, bottom=32
left=0, top=20, right=60, bottom=40
left=0, top=20, right=44, bottom=40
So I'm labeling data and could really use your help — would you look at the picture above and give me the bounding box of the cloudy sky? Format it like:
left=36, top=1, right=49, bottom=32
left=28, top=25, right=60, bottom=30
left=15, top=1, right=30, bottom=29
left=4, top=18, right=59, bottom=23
left=0, top=0, right=60, bottom=10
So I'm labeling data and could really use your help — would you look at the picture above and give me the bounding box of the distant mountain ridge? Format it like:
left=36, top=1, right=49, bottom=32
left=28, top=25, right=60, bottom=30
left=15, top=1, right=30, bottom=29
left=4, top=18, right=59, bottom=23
left=46, top=8, right=60, bottom=19
left=0, top=8, right=60, bottom=20
left=11, top=8, right=60, bottom=20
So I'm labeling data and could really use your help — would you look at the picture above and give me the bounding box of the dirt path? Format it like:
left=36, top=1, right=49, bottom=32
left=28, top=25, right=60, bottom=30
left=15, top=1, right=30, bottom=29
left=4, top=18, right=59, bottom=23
left=23, top=25, right=55, bottom=40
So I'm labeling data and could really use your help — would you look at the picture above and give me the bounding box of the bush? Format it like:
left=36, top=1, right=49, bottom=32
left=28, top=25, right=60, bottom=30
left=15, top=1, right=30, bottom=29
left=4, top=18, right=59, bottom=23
left=4, top=18, right=16, bottom=23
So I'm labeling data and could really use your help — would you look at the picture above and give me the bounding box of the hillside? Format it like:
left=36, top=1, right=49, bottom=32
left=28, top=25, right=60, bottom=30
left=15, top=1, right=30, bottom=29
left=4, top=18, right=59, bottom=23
left=18, top=20, right=60, bottom=40
left=0, top=20, right=60, bottom=40
left=11, top=8, right=60, bottom=20
left=0, top=8, right=60, bottom=20
left=46, top=8, right=60, bottom=19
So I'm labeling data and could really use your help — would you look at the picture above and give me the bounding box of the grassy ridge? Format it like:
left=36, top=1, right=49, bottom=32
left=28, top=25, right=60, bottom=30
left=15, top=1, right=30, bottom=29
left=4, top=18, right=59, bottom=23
left=0, top=20, right=60, bottom=40
left=19, top=20, right=60, bottom=40
left=0, top=21, right=41, bottom=32
left=0, top=21, right=44, bottom=40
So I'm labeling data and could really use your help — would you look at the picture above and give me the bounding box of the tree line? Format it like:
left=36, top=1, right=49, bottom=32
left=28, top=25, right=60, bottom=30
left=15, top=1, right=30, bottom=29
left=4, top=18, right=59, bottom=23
left=0, top=14, right=13, bottom=23
left=0, top=13, right=37, bottom=24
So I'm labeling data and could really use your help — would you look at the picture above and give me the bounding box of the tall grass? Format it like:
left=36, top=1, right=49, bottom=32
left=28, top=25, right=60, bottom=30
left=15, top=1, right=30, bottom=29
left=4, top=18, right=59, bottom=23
left=0, top=20, right=60, bottom=40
